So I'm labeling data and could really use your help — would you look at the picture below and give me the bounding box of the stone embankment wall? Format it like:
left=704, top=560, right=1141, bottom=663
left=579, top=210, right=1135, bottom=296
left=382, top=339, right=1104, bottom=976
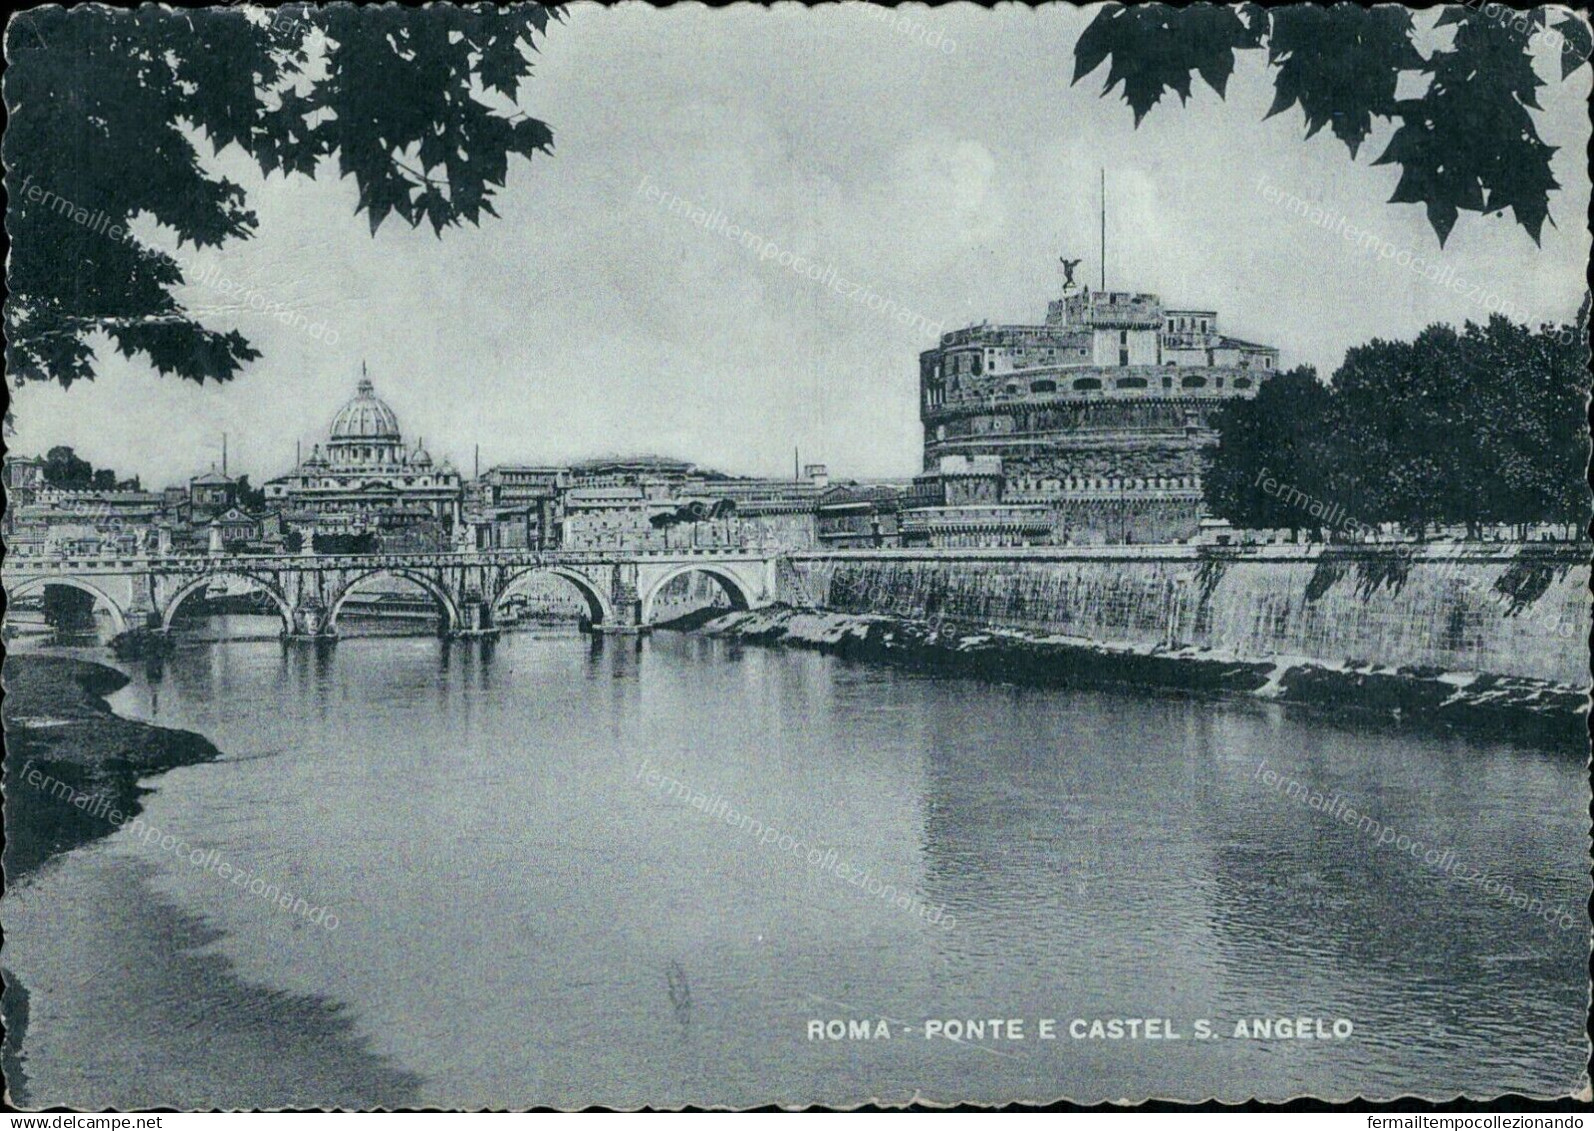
left=782, top=545, right=1589, bottom=688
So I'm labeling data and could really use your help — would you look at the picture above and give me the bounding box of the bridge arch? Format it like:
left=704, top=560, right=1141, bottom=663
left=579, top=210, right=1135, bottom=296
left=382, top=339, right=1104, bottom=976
left=640, top=564, right=753, bottom=626
left=9, top=576, right=130, bottom=636
left=160, top=572, right=293, bottom=634
left=492, top=566, right=613, bottom=627
left=328, top=569, right=461, bottom=635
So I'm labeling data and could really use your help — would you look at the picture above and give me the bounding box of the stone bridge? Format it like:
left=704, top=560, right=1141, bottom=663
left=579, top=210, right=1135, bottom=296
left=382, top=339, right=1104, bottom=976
left=1, top=548, right=783, bottom=639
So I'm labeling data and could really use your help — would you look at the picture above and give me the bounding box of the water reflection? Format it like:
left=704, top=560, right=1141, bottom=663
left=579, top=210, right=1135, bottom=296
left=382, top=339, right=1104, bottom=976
left=10, top=624, right=1586, bottom=1106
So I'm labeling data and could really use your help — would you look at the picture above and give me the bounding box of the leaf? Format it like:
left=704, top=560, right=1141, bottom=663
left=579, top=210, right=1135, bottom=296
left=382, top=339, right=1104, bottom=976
left=1078, top=0, right=1573, bottom=244
left=1553, top=13, right=1592, bottom=77
left=1072, top=3, right=1261, bottom=125
left=1264, top=6, right=1423, bottom=159
left=2, top=5, right=563, bottom=389
left=1376, top=10, right=1557, bottom=244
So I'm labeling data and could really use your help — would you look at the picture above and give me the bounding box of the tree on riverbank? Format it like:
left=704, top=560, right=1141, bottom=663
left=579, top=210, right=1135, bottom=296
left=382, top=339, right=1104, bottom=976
left=1205, top=307, right=1591, bottom=536
left=5, top=5, right=560, bottom=395
left=1201, top=367, right=1333, bottom=538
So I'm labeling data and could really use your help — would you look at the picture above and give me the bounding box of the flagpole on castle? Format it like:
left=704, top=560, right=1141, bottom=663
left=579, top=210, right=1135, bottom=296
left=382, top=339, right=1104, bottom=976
left=1100, top=167, right=1106, bottom=292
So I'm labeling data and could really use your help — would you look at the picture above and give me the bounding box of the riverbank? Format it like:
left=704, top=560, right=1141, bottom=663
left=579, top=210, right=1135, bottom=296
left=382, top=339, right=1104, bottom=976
left=5, top=851, right=426, bottom=1108
left=671, top=606, right=1589, bottom=748
left=3, top=654, right=221, bottom=881
left=2, top=653, right=426, bottom=1109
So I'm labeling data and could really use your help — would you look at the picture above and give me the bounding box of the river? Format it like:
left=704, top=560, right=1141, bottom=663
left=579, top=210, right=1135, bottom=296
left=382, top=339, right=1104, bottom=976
left=4, top=616, right=1587, bottom=1107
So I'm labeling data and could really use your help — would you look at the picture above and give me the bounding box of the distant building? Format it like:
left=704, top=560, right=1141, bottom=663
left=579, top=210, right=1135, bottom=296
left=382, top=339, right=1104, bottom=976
left=554, top=456, right=683, bottom=549
left=919, top=275, right=1279, bottom=543
left=207, top=508, right=259, bottom=553
left=3, top=455, right=44, bottom=504
left=255, top=509, right=291, bottom=551
left=568, top=455, right=697, bottom=494
left=3, top=456, right=45, bottom=548
left=898, top=456, right=1051, bottom=548
left=685, top=464, right=828, bottom=549
left=470, top=465, right=569, bottom=550
left=2, top=473, right=164, bottom=557
left=263, top=375, right=463, bottom=545
left=188, top=468, right=238, bottom=522
left=560, top=485, right=675, bottom=549
left=817, top=484, right=904, bottom=549
left=560, top=456, right=827, bottom=550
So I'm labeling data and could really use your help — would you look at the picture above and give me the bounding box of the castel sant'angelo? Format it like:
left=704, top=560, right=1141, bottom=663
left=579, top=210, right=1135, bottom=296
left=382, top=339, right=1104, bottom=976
left=917, top=263, right=1279, bottom=543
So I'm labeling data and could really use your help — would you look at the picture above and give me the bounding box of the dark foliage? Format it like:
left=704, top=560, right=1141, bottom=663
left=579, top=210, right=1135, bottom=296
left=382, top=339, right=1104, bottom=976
left=233, top=474, right=268, bottom=512
left=1204, top=307, right=1590, bottom=534
left=5, top=5, right=560, bottom=390
left=311, top=531, right=379, bottom=555
left=1202, top=367, right=1333, bottom=533
left=1073, top=3, right=1587, bottom=244
left=41, top=444, right=135, bottom=490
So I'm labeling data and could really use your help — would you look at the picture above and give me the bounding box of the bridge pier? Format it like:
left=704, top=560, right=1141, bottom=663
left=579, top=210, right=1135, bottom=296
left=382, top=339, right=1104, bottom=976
left=126, top=575, right=161, bottom=631
left=590, top=613, right=651, bottom=635
left=590, top=595, right=650, bottom=634
left=285, top=603, right=337, bottom=641
left=588, top=563, right=649, bottom=635
left=451, top=595, right=501, bottom=639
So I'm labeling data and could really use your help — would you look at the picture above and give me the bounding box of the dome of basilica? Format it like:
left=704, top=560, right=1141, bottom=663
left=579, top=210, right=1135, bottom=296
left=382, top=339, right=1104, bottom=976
left=329, top=379, right=401, bottom=442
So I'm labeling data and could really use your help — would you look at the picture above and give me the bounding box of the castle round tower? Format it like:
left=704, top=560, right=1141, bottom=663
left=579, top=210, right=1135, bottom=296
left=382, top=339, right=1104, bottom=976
left=917, top=277, right=1278, bottom=542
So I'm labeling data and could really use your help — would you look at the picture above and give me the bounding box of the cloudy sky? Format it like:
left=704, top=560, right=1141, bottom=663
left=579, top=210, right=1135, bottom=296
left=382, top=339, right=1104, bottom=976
left=11, top=2, right=1591, bottom=485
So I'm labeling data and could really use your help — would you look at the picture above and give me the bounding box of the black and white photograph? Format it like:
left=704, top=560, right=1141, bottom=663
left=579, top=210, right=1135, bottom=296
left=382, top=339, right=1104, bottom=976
left=1, top=0, right=1590, bottom=1114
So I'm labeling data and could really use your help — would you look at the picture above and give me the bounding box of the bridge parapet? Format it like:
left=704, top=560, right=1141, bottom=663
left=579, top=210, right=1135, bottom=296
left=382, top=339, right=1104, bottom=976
left=4, top=546, right=784, bottom=576
left=5, top=546, right=786, bottom=640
